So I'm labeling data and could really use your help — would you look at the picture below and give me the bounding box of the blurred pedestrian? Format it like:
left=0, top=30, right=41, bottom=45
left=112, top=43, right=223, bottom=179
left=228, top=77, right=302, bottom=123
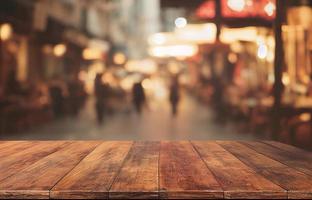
left=169, top=77, right=180, bottom=116
left=94, top=73, right=106, bottom=123
left=49, top=79, right=65, bottom=118
left=211, top=78, right=226, bottom=122
left=6, top=70, right=21, bottom=95
left=67, top=75, right=86, bottom=117
left=132, top=81, right=146, bottom=114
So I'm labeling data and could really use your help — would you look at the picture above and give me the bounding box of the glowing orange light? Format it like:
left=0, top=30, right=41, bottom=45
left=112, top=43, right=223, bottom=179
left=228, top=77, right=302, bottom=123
left=113, top=52, right=126, bottom=65
left=83, top=48, right=103, bottom=60
left=53, top=44, right=67, bottom=57
left=0, top=23, right=13, bottom=41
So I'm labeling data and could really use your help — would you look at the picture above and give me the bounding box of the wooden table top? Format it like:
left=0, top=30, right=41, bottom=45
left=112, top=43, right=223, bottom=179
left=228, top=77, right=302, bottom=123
left=0, top=141, right=311, bottom=199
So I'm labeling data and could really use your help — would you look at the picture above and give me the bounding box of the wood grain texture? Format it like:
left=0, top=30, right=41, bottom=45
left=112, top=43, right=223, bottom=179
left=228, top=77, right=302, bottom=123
left=0, top=141, right=40, bottom=158
left=109, top=141, right=160, bottom=199
left=241, top=141, right=312, bottom=177
left=0, top=141, right=100, bottom=199
left=0, top=141, right=311, bottom=199
left=0, top=141, right=29, bottom=151
left=263, top=141, right=312, bottom=158
left=51, top=141, right=133, bottom=199
left=0, top=141, right=69, bottom=182
left=159, top=141, right=223, bottom=199
left=191, top=141, right=286, bottom=199
left=219, top=141, right=312, bottom=199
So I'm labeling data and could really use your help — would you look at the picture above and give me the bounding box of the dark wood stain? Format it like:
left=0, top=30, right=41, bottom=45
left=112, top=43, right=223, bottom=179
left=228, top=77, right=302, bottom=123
left=241, top=141, right=312, bottom=177
left=192, top=141, right=286, bottom=199
left=219, top=141, right=312, bottom=199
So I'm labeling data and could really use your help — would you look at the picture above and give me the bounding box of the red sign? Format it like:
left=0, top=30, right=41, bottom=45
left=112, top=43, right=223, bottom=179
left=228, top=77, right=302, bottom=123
left=196, top=0, right=275, bottom=20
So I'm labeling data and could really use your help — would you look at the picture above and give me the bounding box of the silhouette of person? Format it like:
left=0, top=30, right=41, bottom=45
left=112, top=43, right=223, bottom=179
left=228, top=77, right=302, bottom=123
left=132, top=82, right=146, bottom=114
left=49, top=78, right=65, bottom=118
left=94, top=73, right=106, bottom=123
left=169, top=77, right=180, bottom=116
left=67, top=76, right=85, bottom=117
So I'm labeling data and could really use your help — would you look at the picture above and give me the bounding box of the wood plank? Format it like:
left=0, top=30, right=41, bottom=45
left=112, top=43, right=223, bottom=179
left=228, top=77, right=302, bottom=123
left=263, top=141, right=312, bottom=157
left=0, top=141, right=28, bottom=151
left=0, top=141, right=69, bottom=182
left=159, top=141, right=223, bottom=199
left=191, top=141, right=286, bottom=199
left=0, top=141, right=41, bottom=158
left=109, top=141, right=159, bottom=199
left=0, top=141, right=100, bottom=199
left=241, top=141, right=312, bottom=177
left=219, top=141, right=312, bottom=199
left=51, top=141, right=133, bottom=199
left=0, top=141, right=40, bottom=152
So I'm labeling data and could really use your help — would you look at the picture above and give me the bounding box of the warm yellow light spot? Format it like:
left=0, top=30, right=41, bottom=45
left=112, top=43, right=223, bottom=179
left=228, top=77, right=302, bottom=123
left=114, top=52, right=126, bottom=65
left=102, top=73, right=115, bottom=85
left=266, top=49, right=274, bottom=62
left=282, top=73, right=290, bottom=86
left=83, top=48, right=103, bottom=60
left=125, top=59, right=157, bottom=74
left=300, top=113, right=311, bottom=122
left=228, top=53, right=238, bottom=63
left=230, top=42, right=243, bottom=53
left=246, top=0, right=253, bottom=6
left=0, top=23, right=13, bottom=41
left=120, top=77, right=136, bottom=91
left=168, top=62, right=180, bottom=74
left=220, top=27, right=258, bottom=43
left=149, top=45, right=198, bottom=58
left=53, top=44, right=67, bottom=57
left=142, top=79, right=153, bottom=89
left=302, top=75, right=310, bottom=84
left=176, top=23, right=217, bottom=44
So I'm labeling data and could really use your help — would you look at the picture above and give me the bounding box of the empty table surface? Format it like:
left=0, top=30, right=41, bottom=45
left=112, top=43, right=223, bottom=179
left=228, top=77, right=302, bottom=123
left=0, top=140, right=311, bottom=199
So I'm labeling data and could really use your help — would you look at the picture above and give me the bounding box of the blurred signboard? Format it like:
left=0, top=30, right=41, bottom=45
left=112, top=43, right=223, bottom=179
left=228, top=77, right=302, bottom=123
left=196, top=0, right=276, bottom=20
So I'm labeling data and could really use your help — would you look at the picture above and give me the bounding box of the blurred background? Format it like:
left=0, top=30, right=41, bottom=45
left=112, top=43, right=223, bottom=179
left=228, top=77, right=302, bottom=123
left=0, top=0, right=311, bottom=150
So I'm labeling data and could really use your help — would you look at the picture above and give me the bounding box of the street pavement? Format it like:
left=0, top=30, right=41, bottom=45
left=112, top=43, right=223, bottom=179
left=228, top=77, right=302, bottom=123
left=2, top=94, right=265, bottom=141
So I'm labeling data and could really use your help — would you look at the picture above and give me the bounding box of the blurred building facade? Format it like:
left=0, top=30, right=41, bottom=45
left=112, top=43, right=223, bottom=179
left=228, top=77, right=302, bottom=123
left=0, top=0, right=312, bottom=149
left=0, top=0, right=161, bottom=91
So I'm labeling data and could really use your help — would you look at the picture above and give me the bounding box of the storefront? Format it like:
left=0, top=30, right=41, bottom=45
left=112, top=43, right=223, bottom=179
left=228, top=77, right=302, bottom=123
left=282, top=1, right=312, bottom=102
left=0, top=0, right=35, bottom=96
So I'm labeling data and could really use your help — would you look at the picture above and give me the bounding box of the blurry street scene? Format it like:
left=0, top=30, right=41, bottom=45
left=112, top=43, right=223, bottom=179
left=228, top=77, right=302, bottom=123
left=0, top=0, right=312, bottom=150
